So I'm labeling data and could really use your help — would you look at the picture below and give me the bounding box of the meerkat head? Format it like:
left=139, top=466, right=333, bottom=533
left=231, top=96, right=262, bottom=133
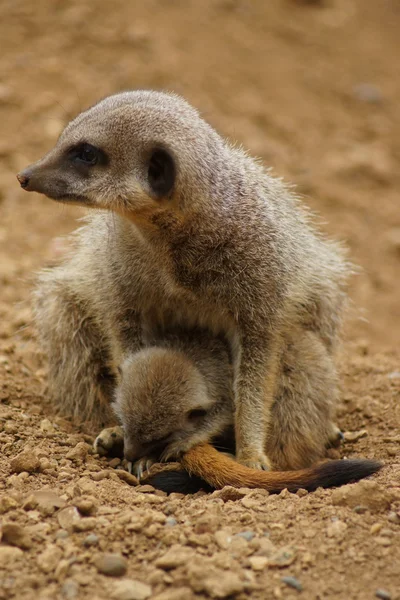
left=113, top=347, right=232, bottom=463
left=17, top=91, right=224, bottom=219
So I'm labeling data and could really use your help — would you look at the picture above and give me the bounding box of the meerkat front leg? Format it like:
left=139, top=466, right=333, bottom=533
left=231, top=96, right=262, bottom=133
left=234, top=333, right=283, bottom=470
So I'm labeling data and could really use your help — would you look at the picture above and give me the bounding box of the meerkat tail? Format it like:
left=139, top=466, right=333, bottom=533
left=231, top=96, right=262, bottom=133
left=145, top=443, right=382, bottom=494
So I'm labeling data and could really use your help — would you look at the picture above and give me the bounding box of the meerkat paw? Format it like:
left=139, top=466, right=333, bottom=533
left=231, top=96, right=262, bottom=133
left=326, top=424, right=344, bottom=449
left=237, top=450, right=272, bottom=471
left=130, top=456, right=157, bottom=480
left=93, top=426, right=124, bottom=457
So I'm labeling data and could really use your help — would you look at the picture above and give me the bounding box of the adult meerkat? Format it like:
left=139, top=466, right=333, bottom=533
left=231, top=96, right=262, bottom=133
left=18, top=90, right=348, bottom=470
left=94, top=334, right=380, bottom=494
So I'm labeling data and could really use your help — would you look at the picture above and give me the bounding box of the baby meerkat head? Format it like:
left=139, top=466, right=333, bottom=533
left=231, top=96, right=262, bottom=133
left=113, top=347, right=229, bottom=463
left=17, top=90, right=223, bottom=217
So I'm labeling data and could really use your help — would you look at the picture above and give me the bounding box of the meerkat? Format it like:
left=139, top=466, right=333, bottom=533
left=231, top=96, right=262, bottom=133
left=18, top=90, right=349, bottom=470
left=93, top=333, right=380, bottom=494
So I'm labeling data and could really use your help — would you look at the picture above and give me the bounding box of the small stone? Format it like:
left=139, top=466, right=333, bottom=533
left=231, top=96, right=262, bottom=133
left=115, top=470, right=139, bottom=486
left=0, top=494, right=20, bottom=513
left=343, top=430, right=368, bottom=442
left=155, top=545, right=194, bottom=569
left=375, top=590, right=391, bottom=600
left=165, top=517, right=177, bottom=527
left=353, top=83, right=383, bottom=104
left=214, top=529, right=232, bottom=549
left=74, top=496, right=97, bottom=516
left=387, top=371, right=400, bottom=380
left=235, top=531, right=255, bottom=541
left=83, top=533, right=99, bottom=547
left=387, top=512, right=400, bottom=524
left=56, top=530, right=69, bottom=540
left=57, top=506, right=82, bottom=531
left=211, top=486, right=248, bottom=502
left=111, top=579, right=152, bottom=600
left=370, top=523, right=383, bottom=535
left=10, top=451, right=40, bottom=473
left=109, top=457, right=121, bottom=468
left=66, top=442, right=90, bottom=462
left=26, top=490, right=66, bottom=516
left=188, top=563, right=245, bottom=598
left=95, top=553, right=128, bottom=577
left=61, top=579, right=80, bottom=600
left=137, top=484, right=156, bottom=493
left=386, top=447, right=397, bottom=457
left=40, top=418, right=56, bottom=434
left=37, top=544, right=63, bottom=573
left=267, top=546, right=296, bottom=567
left=327, top=519, right=348, bottom=539
left=353, top=505, right=368, bottom=514
left=2, top=523, right=32, bottom=550
left=73, top=517, right=97, bottom=532
left=282, top=576, right=303, bottom=592
left=296, top=488, right=308, bottom=498
left=0, top=546, right=23, bottom=568
left=249, top=556, right=268, bottom=571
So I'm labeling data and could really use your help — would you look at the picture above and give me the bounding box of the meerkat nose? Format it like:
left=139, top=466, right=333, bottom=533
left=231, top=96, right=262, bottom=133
left=17, top=171, right=31, bottom=189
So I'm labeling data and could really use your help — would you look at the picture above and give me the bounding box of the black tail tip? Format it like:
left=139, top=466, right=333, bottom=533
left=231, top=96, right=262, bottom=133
left=311, top=458, right=383, bottom=491
left=145, top=469, right=212, bottom=494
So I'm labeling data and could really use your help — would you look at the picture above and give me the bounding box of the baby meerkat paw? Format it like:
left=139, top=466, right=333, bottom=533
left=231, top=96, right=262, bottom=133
left=131, top=456, right=157, bottom=481
left=237, top=450, right=272, bottom=471
left=94, top=426, right=124, bottom=457
left=326, top=424, right=344, bottom=449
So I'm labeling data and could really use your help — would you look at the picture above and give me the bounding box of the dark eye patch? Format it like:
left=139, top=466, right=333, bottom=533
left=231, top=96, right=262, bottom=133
left=187, top=408, right=208, bottom=421
left=148, top=148, right=175, bottom=198
left=68, top=143, right=108, bottom=167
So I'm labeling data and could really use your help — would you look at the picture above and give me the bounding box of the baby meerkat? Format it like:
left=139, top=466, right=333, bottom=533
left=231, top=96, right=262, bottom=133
left=94, top=332, right=380, bottom=494
left=18, top=90, right=349, bottom=470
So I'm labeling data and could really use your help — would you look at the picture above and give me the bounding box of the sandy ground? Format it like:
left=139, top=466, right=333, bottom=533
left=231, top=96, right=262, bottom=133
left=0, top=1, right=399, bottom=599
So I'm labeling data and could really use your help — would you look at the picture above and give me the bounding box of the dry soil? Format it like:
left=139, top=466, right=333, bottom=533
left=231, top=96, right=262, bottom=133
left=0, top=1, right=399, bottom=599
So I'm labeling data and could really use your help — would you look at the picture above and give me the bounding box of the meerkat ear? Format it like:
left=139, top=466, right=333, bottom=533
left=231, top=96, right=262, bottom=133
left=147, top=148, right=175, bottom=199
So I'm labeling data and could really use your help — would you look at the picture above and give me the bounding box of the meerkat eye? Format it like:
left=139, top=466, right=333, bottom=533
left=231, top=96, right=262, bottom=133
left=147, top=148, right=175, bottom=198
left=187, top=408, right=208, bottom=421
left=69, top=143, right=106, bottom=167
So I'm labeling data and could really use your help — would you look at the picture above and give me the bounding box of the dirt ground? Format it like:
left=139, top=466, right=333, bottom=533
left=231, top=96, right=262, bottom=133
left=0, top=1, right=399, bottom=599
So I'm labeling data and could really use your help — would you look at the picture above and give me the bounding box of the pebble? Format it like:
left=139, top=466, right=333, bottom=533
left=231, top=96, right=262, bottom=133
left=375, top=590, right=391, bottom=600
left=74, top=496, right=97, bottom=515
left=164, top=517, right=177, bottom=527
left=249, top=556, right=268, bottom=571
left=267, top=546, right=296, bottom=567
left=387, top=371, right=400, bottom=380
left=211, top=486, right=248, bottom=502
left=72, top=516, right=97, bottom=532
left=343, top=430, right=368, bottom=442
left=24, top=490, right=66, bottom=516
left=61, top=579, right=80, bottom=600
left=111, top=579, right=152, bottom=600
left=10, top=450, right=40, bottom=473
left=387, top=511, right=400, bottom=524
left=0, top=494, right=20, bottom=513
left=116, top=470, right=139, bottom=486
left=37, top=544, right=63, bottom=573
left=188, top=562, right=245, bottom=598
left=95, top=553, right=128, bottom=577
left=155, top=546, right=194, bottom=570
left=326, top=519, right=347, bottom=539
left=1, top=523, right=32, bottom=550
left=235, top=530, right=255, bottom=541
left=83, top=533, right=99, bottom=547
left=57, top=506, right=82, bottom=531
left=40, top=418, right=56, bottom=434
left=0, top=546, right=23, bottom=568
left=65, top=442, right=90, bottom=462
left=282, top=576, right=303, bottom=592
left=214, top=529, right=232, bottom=549
left=331, top=481, right=392, bottom=512
left=353, top=83, right=383, bottom=104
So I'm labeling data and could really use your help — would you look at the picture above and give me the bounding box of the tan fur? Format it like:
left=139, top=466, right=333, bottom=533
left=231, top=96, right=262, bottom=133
left=19, top=90, right=349, bottom=469
left=93, top=328, right=342, bottom=477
